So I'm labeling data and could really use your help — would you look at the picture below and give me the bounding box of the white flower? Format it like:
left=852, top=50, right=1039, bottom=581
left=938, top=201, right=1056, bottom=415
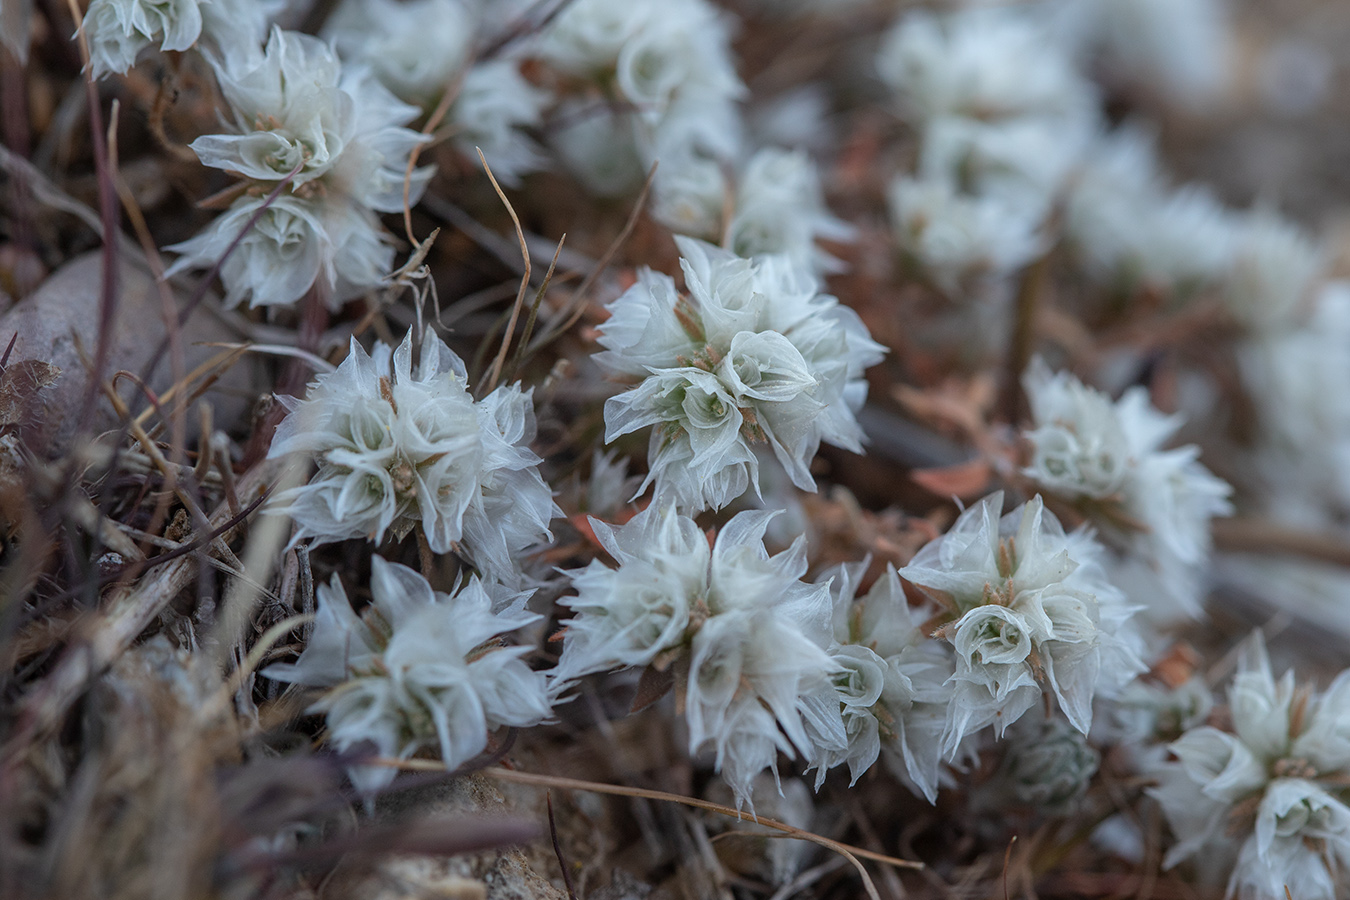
left=808, top=563, right=953, bottom=801
left=540, top=0, right=741, bottom=123
left=648, top=151, right=727, bottom=240
left=899, top=492, right=1144, bottom=754
left=888, top=174, right=1042, bottom=297
left=1078, top=0, right=1233, bottom=109
left=166, top=27, right=431, bottom=306
left=1239, top=282, right=1350, bottom=523
left=1222, top=207, right=1325, bottom=332
left=988, top=715, right=1100, bottom=814
left=264, top=557, right=552, bottom=794
left=267, top=329, right=557, bottom=585
left=724, top=148, right=855, bottom=273
left=1066, top=134, right=1236, bottom=297
left=918, top=113, right=1093, bottom=211
left=595, top=237, right=884, bottom=512
left=197, top=27, right=430, bottom=210
left=1154, top=633, right=1350, bottom=900
left=553, top=506, right=844, bottom=810
left=81, top=0, right=276, bottom=78
left=162, top=192, right=392, bottom=309
left=552, top=504, right=708, bottom=683
left=82, top=0, right=203, bottom=78
left=1021, top=359, right=1232, bottom=620
left=324, top=0, right=474, bottom=104
left=540, top=0, right=746, bottom=208
left=548, top=101, right=645, bottom=197
left=452, top=60, right=549, bottom=187
left=877, top=7, right=1095, bottom=126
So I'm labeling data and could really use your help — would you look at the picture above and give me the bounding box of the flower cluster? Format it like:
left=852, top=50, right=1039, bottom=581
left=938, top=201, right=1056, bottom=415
left=595, top=237, right=884, bottom=512
left=809, top=562, right=952, bottom=801
left=81, top=0, right=274, bottom=79
left=267, top=329, right=557, bottom=585
left=898, top=492, right=1144, bottom=754
left=1021, top=358, right=1233, bottom=621
left=324, top=0, right=548, bottom=186
left=721, top=148, right=855, bottom=273
left=552, top=505, right=845, bottom=809
left=265, top=557, right=553, bottom=794
left=1154, top=634, right=1350, bottom=900
left=880, top=6, right=1096, bottom=298
left=164, top=27, right=430, bottom=308
left=538, top=0, right=744, bottom=233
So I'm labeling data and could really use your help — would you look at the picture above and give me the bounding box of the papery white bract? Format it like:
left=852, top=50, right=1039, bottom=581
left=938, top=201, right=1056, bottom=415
left=267, top=329, right=557, bottom=585
left=808, top=563, right=953, bottom=802
left=1021, top=358, right=1233, bottom=621
left=165, top=26, right=431, bottom=307
left=1154, top=633, right=1350, bottom=900
left=725, top=147, right=855, bottom=273
left=163, top=192, right=393, bottom=309
left=538, top=0, right=746, bottom=233
left=1066, top=129, right=1236, bottom=299
left=595, top=237, right=884, bottom=512
left=877, top=7, right=1094, bottom=125
left=1239, top=281, right=1350, bottom=524
left=552, top=505, right=844, bottom=810
left=264, top=557, right=552, bottom=794
left=82, top=0, right=203, bottom=78
left=324, top=0, right=474, bottom=105
left=889, top=175, right=1043, bottom=297
left=898, top=492, right=1145, bottom=755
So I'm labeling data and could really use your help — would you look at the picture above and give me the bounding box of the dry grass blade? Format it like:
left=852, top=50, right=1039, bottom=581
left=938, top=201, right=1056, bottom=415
left=378, top=759, right=922, bottom=897
left=478, top=147, right=531, bottom=394
left=1, top=458, right=282, bottom=761
left=527, top=162, right=657, bottom=355
left=507, top=233, right=565, bottom=382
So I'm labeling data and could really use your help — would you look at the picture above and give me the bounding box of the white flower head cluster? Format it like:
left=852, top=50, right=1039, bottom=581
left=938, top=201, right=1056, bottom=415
left=324, top=0, right=548, bottom=186
left=324, top=0, right=474, bottom=106
left=268, top=329, right=558, bottom=585
left=899, top=492, right=1144, bottom=755
left=808, top=563, right=952, bottom=802
left=888, top=175, right=1042, bottom=297
left=1021, top=359, right=1233, bottom=619
left=1154, top=633, right=1350, bottom=900
left=552, top=505, right=844, bottom=810
left=538, top=0, right=746, bottom=235
left=264, top=557, right=552, bottom=794
left=1223, top=208, right=1326, bottom=333
left=878, top=6, right=1097, bottom=300
left=595, top=237, right=885, bottom=512
left=723, top=148, right=855, bottom=273
left=81, top=0, right=275, bottom=79
left=164, top=27, right=431, bottom=308
left=1239, top=282, right=1350, bottom=524
left=1065, top=125, right=1244, bottom=302
left=1069, top=0, right=1233, bottom=109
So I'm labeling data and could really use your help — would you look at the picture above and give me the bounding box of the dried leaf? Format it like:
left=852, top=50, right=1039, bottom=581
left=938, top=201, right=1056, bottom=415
left=910, top=458, right=992, bottom=500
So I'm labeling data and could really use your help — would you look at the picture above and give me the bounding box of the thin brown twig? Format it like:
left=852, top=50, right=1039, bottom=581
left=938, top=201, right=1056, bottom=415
left=401, top=66, right=466, bottom=244
left=1000, top=250, right=1051, bottom=424
left=375, top=759, right=923, bottom=892
left=546, top=792, right=580, bottom=900
left=1212, top=517, right=1350, bottom=567
left=1, top=458, right=281, bottom=761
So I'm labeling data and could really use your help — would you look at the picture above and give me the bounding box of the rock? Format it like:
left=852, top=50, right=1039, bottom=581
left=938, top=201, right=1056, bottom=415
left=342, top=775, right=568, bottom=900
left=0, top=251, right=263, bottom=452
